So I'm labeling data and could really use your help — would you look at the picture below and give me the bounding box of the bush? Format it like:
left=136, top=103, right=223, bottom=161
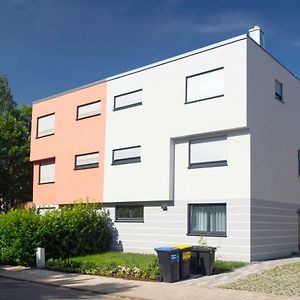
left=0, top=209, right=40, bottom=265
left=0, top=203, right=112, bottom=265
left=36, top=203, right=112, bottom=259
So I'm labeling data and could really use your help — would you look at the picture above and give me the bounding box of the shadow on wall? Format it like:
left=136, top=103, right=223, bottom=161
left=105, top=210, right=123, bottom=252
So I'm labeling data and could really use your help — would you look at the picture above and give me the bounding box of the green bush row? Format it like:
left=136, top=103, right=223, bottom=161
left=0, top=204, right=112, bottom=266
left=46, top=256, right=159, bottom=281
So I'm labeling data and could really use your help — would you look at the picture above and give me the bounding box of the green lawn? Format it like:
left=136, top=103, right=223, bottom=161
left=220, top=262, right=300, bottom=296
left=46, top=251, right=247, bottom=281
left=214, top=260, right=246, bottom=274
left=71, top=252, right=156, bottom=269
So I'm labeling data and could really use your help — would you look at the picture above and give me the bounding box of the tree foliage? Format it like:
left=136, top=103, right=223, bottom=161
left=0, top=74, right=32, bottom=212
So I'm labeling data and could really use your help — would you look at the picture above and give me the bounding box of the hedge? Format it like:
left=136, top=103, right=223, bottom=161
left=0, top=203, right=112, bottom=266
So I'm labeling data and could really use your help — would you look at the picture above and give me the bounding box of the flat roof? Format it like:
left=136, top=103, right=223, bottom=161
left=33, top=34, right=247, bottom=104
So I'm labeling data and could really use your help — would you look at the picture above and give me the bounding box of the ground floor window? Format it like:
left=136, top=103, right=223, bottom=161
left=115, top=206, right=144, bottom=222
left=188, top=203, right=226, bottom=236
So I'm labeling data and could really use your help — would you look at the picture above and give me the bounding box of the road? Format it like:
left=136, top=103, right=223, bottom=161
left=0, top=277, right=123, bottom=300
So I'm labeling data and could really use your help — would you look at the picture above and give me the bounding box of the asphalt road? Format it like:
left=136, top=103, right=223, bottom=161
left=0, top=277, right=123, bottom=300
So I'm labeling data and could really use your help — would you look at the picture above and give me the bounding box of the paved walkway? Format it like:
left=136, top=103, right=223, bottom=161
left=176, top=255, right=300, bottom=287
left=0, top=256, right=299, bottom=300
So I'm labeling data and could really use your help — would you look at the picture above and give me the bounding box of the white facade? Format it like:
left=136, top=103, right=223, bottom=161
left=102, top=32, right=300, bottom=262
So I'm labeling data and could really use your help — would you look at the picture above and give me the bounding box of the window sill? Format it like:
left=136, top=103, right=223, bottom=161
left=188, top=161, right=227, bottom=169
left=185, top=94, right=224, bottom=104
left=187, top=232, right=227, bottom=237
left=38, top=181, right=55, bottom=185
left=36, top=133, right=55, bottom=139
left=113, top=102, right=143, bottom=111
left=74, top=164, right=99, bottom=170
left=115, top=219, right=144, bottom=223
left=112, top=158, right=141, bottom=166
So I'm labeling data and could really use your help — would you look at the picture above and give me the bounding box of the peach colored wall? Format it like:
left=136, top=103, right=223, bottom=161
left=30, top=82, right=106, bottom=205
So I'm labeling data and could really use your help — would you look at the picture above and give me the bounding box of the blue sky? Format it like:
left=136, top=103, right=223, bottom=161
left=1, top=0, right=300, bottom=106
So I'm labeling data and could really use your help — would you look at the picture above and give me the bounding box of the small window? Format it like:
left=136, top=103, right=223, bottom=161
left=188, top=204, right=226, bottom=236
left=75, top=152, right=99, bottom=170
left=114, top=89, right=142, bottom=110
left=39, top=159, right=55, bottom=184
left=275, top=80, right=283, bottom=102
left=77, top=100, right=101, bottom=120
left=189, top=136, right=227, bottom=168
left=186, top=68, right=224, bottom=104
left=112, top=145, right=141, bottom=165
left=116, top=206, right=144, bottom=222
left=37, top=113, right=55, bottom=138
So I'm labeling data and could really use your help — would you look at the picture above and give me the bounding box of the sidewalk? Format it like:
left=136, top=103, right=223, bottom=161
left=0, top=264, right=298, bottom=300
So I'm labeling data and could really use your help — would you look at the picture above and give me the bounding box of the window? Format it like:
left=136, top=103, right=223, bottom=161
left=112, top=145, right=141, bottom=165
left=188, top=204, right=226, bottom=236
left=116, top=206, right=144, bottom=222
left=37, top=113, right=55, bottom=138
left=77, top=100, right=101, bottom=120
left=75, top=152, right=99, bottom=170
left=275, top=80, right=283, bottom=102
left=39, top=159, right=55, bottom=184
left=189, top=136, right=227, bottom=168
left=114, top=89, right=142, bottom=110
left=185, top=67, right=224, bottom=104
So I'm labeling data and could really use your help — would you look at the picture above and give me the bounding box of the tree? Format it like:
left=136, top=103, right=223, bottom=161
left=0, top=75, right=16, bottom=114
left=0, top=75, right=32, bottom=212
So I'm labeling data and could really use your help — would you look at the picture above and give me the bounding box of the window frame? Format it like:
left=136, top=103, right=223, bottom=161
left=76, top=100, right=101, bottom=121
left=187, top=203, right=227, bottom=237
left=185, top=67, right=224, bottom=104
left=115, top=205, right=144, bottom=223
left=39, top=159, right=55, bottom=185
left=112, top=145, right=141, bottom=165
left=36, top=112, right=55, bottom=139
left=113, top=89, right=143, bottom=111
left=74, top=151, right=99, bottom=170
left=275, top=79, right=284, bottom=102
left=188, top=136, right=228, bottom=169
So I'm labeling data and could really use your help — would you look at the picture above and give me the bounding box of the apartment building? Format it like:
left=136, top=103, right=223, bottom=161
left=30, top=27, right=300, bottom=262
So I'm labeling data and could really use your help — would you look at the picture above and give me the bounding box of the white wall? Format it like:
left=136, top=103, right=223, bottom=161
left=247, top=37, right=300, bottom=258
left=103, top=38, right=248, bottom=203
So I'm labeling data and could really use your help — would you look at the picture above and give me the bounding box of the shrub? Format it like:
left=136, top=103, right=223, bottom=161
left=36, top=203, right=112, bottom=259
left=0, top=203, right=112, bottom=265
left=0, top=209, right=40, bottom=265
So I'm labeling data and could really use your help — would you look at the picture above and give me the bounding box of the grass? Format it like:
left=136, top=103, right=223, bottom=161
left=46, top=251, right=159, bottom=281
left=71, top=252, right=156, bottom=269
left=214, top=260, right=247, bottom=274
left=220, top=262, right=300, bottom=296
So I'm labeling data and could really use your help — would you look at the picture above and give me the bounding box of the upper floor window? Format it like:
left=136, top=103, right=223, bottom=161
left=185, top=67, right=224, bottom=104
left=39, top=159, right=55, bottom=184
left=112, top=145, right=141, bottom=165
left=114, top=89, right=142, bottom=111
left=75, top=152, right=99, bottom=170
left=37, top=113, right=55, bottom=138
left=275, top=80, right=283, bottom=102
left=188, top=203, right=226, bottom=236
left=77, top=100, right=101, bottom=120
left=189, top=136, right=227, bottom=168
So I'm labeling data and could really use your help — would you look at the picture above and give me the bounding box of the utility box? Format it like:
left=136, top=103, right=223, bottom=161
left=36, top=247, right=45, bottom=268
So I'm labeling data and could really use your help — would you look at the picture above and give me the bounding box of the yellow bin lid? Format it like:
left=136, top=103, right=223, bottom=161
left=171, top=244, right=191, bottom=250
